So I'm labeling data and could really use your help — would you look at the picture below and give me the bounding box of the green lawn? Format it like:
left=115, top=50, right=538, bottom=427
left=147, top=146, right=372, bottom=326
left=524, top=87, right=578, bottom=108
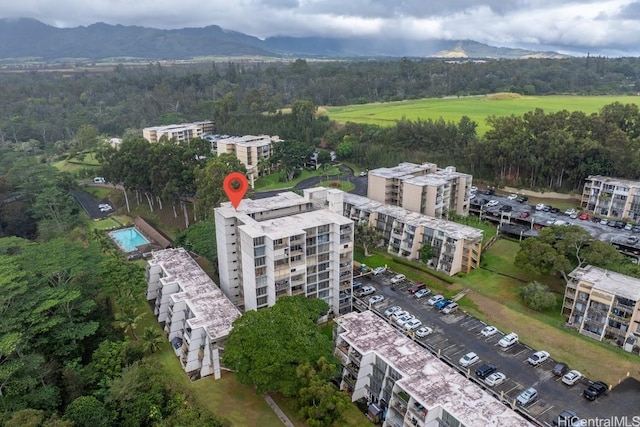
left=88, top=217, right=120, bottom=231
left=325, top=94, right=640, bottom=135
left=254, top=166, right=341, bottom=191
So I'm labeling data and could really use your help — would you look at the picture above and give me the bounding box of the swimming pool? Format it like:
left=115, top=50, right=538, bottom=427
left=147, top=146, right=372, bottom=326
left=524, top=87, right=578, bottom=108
left=109, top=227, right=150, bottom=252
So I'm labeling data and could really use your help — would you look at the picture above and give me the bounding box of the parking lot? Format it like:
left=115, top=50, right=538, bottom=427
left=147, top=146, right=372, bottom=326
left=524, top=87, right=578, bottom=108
left=352, top=269, right=639, bottom=426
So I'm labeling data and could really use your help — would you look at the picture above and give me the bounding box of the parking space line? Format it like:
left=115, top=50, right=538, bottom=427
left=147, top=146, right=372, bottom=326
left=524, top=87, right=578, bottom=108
left=513, top=348, right=528, bottom=357
left=504, top=383, right=521, bottom=394
left=538, top=405, right=554, bottom=417
left=468, top=323, right=483, bottom=331
left=442, top=343, right=458, bottom=352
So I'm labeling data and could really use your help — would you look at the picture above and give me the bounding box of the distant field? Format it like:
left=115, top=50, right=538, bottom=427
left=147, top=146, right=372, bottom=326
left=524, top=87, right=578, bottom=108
left=323, top=94, right=640, bottom=135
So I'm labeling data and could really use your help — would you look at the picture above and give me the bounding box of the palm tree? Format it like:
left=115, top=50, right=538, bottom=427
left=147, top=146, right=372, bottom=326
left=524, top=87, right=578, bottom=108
left=115, top=305, right=146, bottom=340
left=141, top=326, right=164, bottom=354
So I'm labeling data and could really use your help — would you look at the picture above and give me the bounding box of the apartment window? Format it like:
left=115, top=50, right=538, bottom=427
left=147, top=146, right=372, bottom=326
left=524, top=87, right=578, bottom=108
left=318, top=280, right=329, bottom=290
left=257, top=296, right=268, bottom=306
left=317, top=234, right=330, bottom=244
left=318, top=225, right=330, bottom=233
left=318, top=253, right=330, bottom=262
left=318, top=262, right=330, bottom=271
left=254, top=246, right=265, bottom=257
left=256, top=287, right=267, bottom=296
left=318, top=271, right=330, bottom=281
left=319, top=289, right=329, bottom=299
left=255, top=257, right=266, bottom=267
left=254, top=237, right=265, bottom=246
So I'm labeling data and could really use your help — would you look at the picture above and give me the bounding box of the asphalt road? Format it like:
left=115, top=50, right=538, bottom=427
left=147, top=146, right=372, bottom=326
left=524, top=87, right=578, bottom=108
left=255, top=170, right=368, bottom=199
left=351, top=271, right=640, bottom=426
left=69, top=189, right=113, bottom=219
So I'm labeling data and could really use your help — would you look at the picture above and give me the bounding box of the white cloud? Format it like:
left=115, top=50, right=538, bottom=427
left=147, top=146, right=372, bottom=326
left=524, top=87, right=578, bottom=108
left=1, top=0, right=639, bottom=54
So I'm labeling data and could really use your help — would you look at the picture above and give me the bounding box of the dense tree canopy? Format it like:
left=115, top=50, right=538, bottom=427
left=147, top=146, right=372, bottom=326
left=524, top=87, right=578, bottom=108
left=223, top=296, right=335, bottom=397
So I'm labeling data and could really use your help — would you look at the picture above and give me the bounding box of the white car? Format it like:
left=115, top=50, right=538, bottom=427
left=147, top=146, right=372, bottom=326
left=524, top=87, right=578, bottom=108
left=355, top=286, right=376, bottom=297
left=390, top=310, right=408, bottom=320
left=395, top=314, right=415, bottom=327
left=459, top=352, right=479, bottom=367
left=480, top=325, right=498, bottom=337
left=372, top=266, right=386, bottom=276
left=427, top=295, right=444, bottom=306
left=527, top=350, right=550, bottom=366
left=498, top=332, right=519, bottom=348
left=562, top=370, right=583, bottom=386
left=484, top=372, right=507, bottom=387
left=564, top=208, right=577, bottom=216
left=470, top=186, right=478, bottom=193
left=404, top=318, right=422, bottom=331
left=536, top=203, right=546, bottom=210
left=469, top=193, right=476, bottom=200
left=390, top=274, right=406, bottom=284
left=414, top=288, right=431, bottom=299
left=415, top=326, right=433, bottom=337
left=368, top=295, right=384, bottom=305
left=507, top=193, right=518, bottom=200
left=487, top=200, right=499, bottom=207
left=99, top=205, right=112, bottom=212
left=553, top=219, right=567, bottom=226
left=384, top=306, right=402, bottom=317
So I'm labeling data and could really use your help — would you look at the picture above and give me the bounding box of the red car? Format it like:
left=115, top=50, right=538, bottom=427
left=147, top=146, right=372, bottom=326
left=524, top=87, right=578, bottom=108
left=579, top=213, right=590, bottom=220
left=520, top=212, right=530, bottom=219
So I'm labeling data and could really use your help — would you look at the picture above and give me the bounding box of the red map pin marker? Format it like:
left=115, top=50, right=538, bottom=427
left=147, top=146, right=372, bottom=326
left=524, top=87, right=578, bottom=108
left=223, top=172, right=249, bottom=209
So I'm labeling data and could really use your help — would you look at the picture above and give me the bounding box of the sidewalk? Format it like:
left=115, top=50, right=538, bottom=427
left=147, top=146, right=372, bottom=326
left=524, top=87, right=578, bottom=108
left=262, top=393, right=296, bottom=427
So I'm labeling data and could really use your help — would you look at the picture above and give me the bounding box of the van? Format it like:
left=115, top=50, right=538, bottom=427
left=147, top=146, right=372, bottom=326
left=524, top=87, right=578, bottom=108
left=441, top=302, right=458, bottom=314
left=93, top=177, right=106, bottom=183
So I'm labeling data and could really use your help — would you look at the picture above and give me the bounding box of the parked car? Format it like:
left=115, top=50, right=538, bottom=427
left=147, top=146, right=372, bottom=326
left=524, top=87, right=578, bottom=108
left=415, top=326, right=433, bottom=337
left=434, top=299, right=452, bottom=310
left=395, top=313, right=414, bottom=327
left=480, top=325, right=498, bottom=337
left=487, top=200, right=499, bottom=207
left=390, top=274, right=406, bottom=284
left=368, top=295, right=384, bottom=305
left=441, top=302, right=459, bottom=314
left=384, top=306, right=402, bottom=317
left=553, top=410, right=578, bottom=427
left=484, top=372, right=506, bottom=387
left=520, top=212, right=530, bottom=219
left=507, top=193, right=518, bottom=200
left=579, top=213, right=590, bottom=220
left=408, top=282, right=426, bottom=294
left=625, top=223, right=634, bottom=231
left=564, top=208, right=577, bottom=216
left=633, top=225, right=640, bottom=233
left=427, top=295, right=444, bottom=306
left=353, top=280, right=363, bottom=290
left=498, top=332, right=519, bottom=348
left=475, top=363, right=497, bottom=379
left=372, top=266, right=386, bottom=276
left=527, top=350, right=550, bottom=366
left=583, top=381, right=608, bottom=401
left=615, top=220, right=626, bottom=229
left=549, top=207, right=560, bottom=213
left=516, top=387, right=538, bottom=406
left=414, top=288, right=431, bottom=299
left=552, top=362, right=569, bottom=376
left=562, top=370, right=583, bottom=386
left=470, top=186, right=478, bottom=193
left=459, top=352, right=479, bottom=367
left=535, top=203, right=546, bottom=211
left=516, top=195, right=529, bottom=203
left=93, top=177, right=106, bottom=183
left=499, top=205, right=513, bottom=212
left=390, top=310, right=408, bottom=320
left=404, top=318, right=422, bottom=331
left=600, top=218, right=609, bottom=225
left=484, top=188, right=495, bottom=195
left=355, top=286, right=376, bottom=297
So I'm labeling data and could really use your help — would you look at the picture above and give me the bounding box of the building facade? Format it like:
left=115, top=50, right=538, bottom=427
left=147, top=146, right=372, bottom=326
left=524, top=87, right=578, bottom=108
left=215, top=188, right=354, bottom=315
left=581, top=175, right=640, bottom=220
left=368, top=162, right=473, bottom=218
left=335, top=310, right=533, bottom=427
left=145, top=248, right=241, bottom=379
left=333, top=192, right=482, bottom=276
left=142, top=120, right=214, bottom=144
left=563, top=265, right=640, bottom=351
left=212, top=135, right=279, bottom=187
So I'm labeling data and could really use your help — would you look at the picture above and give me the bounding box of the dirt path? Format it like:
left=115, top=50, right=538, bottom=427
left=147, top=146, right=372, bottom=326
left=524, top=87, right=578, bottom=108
left=465, top=290, right=640, bottom=386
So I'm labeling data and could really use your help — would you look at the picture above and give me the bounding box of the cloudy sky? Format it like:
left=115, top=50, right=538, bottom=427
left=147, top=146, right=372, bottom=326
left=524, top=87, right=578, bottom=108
left=3, top=0, right=640, bottom=55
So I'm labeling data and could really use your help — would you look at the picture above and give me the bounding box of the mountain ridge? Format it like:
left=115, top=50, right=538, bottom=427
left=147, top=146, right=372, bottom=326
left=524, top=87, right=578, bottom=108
left=0, top=18, right=571, bottom=61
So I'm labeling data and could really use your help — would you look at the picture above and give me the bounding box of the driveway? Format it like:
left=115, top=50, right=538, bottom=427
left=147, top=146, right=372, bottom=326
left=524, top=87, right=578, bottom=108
left=69, top=189, right=112, bottom=220
left=255, top=168, right=369, bottom=199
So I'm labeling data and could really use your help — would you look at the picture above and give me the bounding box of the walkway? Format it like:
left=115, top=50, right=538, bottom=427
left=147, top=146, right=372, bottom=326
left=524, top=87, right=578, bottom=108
left=262, top=393, right=296, bottom=427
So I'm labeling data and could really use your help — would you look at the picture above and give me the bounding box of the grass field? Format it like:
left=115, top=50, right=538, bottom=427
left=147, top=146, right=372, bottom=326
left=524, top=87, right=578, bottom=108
left=324, top=94, right=640, bottom=135
left=254, top=166, right=340, bottom=191
left=318, top=180, right=356, bottom=192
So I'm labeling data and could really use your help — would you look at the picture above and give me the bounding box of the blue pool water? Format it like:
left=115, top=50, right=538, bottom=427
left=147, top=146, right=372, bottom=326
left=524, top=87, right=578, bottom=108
left=110, top=227, right=150, bottom=252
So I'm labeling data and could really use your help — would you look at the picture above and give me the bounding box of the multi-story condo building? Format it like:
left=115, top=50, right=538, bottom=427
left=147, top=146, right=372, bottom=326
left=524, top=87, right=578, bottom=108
left=142, top=120, right=214, bottom=144
left=368, top=162, right=473, bottom=218
left=145, top=248, right=241, bottom=380
left=563, top=265, right=640, bottom=351
left=581, top=175, right=640, bottom=220
left=213, top=135, right=280, bottom=187
left=215, top=188, right=354, bottom=315
left=328, top=191, right=482, bottom=276
left=335, top=310, right=533, bottom=427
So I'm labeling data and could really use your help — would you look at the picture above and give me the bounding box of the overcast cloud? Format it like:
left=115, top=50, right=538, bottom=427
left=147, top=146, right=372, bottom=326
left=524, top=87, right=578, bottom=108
left=2, top=0, right=640, bottom=55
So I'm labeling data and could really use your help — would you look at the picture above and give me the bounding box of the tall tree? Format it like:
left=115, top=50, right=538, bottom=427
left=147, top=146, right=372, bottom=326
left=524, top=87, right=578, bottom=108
left=355, top=223, right=383, bottom=257
left=194, top=153, right=246, bottom=219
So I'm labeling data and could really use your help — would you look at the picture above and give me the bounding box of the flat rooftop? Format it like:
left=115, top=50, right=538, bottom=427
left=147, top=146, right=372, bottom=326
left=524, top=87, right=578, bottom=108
left=240, top=209, right=352, bottom=239
left=219, top=191, right=309, bottom=215
left=148, top=248, right=241, bottom=340
left=336, top=310, right=533, bottom=427
left=216, top=134, right=280, bottom=147
left=569, top=265, right=640, bottom=301
left=144, top=120, right=213, bottom=132
left=585, top=175, right=640, bottom=189
left=344, top=193, right=483, bottom=241
left=369, top=162, right=436, bottom=179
